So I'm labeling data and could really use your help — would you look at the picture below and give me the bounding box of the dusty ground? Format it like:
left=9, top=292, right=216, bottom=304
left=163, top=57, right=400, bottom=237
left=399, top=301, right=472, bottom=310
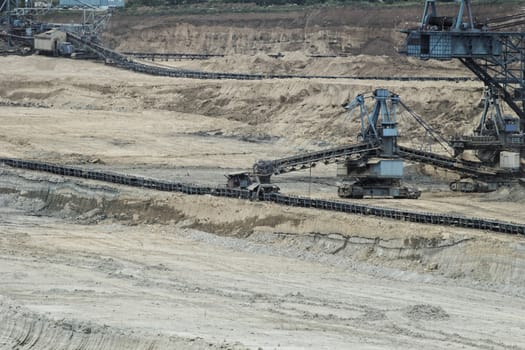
left=1, top=197, right=525, bottom=350
left=1, top=3, right=525, bottom=347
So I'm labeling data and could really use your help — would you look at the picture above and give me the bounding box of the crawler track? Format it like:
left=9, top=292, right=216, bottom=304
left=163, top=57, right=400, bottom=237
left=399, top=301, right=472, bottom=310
left=1, top=157, right=524, bottom=236
left=67, top=34, right=474, bottom=82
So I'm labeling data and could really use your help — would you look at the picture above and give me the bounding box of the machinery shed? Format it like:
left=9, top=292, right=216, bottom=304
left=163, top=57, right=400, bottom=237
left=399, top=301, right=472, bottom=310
left=34, top=29, right=67, bottom=54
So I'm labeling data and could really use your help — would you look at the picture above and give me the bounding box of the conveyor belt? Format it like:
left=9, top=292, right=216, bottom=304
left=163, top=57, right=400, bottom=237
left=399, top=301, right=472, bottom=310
left=121, top=51, right=225, bottom=60
left=254, top=140, right=506, bottom=179
left=1, top=157, right=524, bottom=235
left=397, top=145, right=513, bottom=178
left=66, top=33, right=475, bottom=82
left=254, top=142, right=381, bottom=175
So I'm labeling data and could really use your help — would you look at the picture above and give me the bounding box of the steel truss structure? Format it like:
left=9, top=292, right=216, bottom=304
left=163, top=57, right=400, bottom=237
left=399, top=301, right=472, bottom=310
left=404, top=0, right=525, bottom=127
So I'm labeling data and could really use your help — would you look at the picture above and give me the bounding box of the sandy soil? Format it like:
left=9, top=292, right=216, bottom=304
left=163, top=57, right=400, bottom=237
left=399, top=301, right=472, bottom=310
left=0, top=20, right=525, bottom=348
left=0, top=56, right=485, bottom=149
left=1, top=206, right=525, bottom=350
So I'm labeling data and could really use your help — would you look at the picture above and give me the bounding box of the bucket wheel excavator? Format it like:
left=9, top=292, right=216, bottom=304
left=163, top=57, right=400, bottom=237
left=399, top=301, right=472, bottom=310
left=252, top=88, right=422, bottom=199
left=403, top=0, right=525, bottom=174
left=335, top=89, right=420, bottom=199
left=244, top=1, right=525, bottom=198
left=249, top=85, right=521, bottom=198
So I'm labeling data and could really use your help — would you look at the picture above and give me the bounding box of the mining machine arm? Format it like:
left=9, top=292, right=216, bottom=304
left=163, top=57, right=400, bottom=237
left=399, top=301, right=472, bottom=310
left=402, top=0, right=525, bottom=165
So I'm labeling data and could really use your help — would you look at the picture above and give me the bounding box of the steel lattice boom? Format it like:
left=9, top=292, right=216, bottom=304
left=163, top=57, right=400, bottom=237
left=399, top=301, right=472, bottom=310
left=403, top=0, right=525, bottom=127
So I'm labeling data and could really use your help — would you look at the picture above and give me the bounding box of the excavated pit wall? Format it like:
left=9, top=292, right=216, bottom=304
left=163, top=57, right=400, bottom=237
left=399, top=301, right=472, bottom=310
left=102, top=4, right=520, bottom=55
left=2, top=167, right=525, bottom=295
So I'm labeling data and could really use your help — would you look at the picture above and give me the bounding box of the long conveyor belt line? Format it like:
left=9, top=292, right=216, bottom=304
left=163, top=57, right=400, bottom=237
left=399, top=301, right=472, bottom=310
left=66, top=33, right=475, bottom=82
left=121, top=52, right=226, bottom=60
left=1, top=157, right=524, bottom=236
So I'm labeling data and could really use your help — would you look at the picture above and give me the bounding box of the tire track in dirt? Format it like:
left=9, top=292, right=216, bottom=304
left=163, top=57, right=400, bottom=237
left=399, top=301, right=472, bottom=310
left=0, top=298, right=247, bottom=350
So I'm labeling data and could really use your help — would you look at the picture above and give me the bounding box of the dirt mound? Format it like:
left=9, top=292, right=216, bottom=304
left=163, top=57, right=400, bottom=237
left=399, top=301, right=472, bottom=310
left=404, top=304, right=450, bottom=321
left=482, top=184, right=525, bottom=204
